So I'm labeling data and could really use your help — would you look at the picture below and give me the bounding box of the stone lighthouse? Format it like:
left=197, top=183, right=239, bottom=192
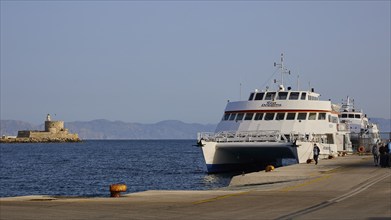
left=44, top=114, right=65, bottom=133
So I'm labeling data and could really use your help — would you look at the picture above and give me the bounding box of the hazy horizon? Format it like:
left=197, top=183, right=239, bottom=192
left=1, top=1, right=390, bottom=125
left=1, top=117, right=220, bottom=125
left=1, top=116, right=390, bottom=127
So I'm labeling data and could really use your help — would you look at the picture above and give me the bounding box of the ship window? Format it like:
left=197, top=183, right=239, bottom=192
left=236, top=113, right=244, bottom=121
left=300, top=92, right=307, bottom=100
left=254, top=92, right=264, bottom=100
left=244, top=113, right=254, bottom=120
left=276, top=113, right=285, bottom=120
left=297, top=113, right=307, bottom=120
left=265, top=92, right=276, bottom=100
left=355, top=114, right=360, bottom=118
left=248, top=93, right=255, bottom=101
left=264, top=113, right=275, bottom=120
left=330, top=116, right=338, bottom=123
left=308, top=95, right=319, bottom=101
left=277, top=92, right=288, bottom=100
left=318, top=113, right=326, bottom=120
left=229, top=113, right=236, bottom=120
left=286, top=113, right=296, bottom=120
left=341, top=114, right=347, bottom=118
left=254, top=113, right=264, bottom=120
left=309, top=113, right=317, bottom=120
left=223, top=113, right=230, bottom=121
left=289, top=92, right=300, bottom=100
left=348, top=114, right=354, bottom=118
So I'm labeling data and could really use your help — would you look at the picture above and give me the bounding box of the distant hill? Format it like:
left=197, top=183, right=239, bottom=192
left=0, top=120, right=40, bottom=136
left=0, top=119, right=216, bottom=140
left=371, top=118, right=391, bottom=133
left=1, top=118, right=389, bottom=140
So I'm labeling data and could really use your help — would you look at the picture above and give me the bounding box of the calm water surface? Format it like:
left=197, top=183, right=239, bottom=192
left=0, top=140, right=233, bottom=197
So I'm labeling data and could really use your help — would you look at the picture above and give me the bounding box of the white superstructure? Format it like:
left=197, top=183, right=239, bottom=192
left=339, top=97, right=381, bottom=150
left=197, top=54, right=352, bottom=173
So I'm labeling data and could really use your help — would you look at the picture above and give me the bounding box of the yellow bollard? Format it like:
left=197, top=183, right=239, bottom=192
left=265, top=165, right=275, bottom=172
left=110, top=184, right=127, bottom=197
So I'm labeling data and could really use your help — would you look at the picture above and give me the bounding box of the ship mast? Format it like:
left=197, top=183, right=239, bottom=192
left=341, top=96, right=355, bottom=112
left=274, top=53, right=290, bottom=90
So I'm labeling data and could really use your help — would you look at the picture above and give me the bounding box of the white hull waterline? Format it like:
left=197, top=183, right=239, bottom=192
left=198, top=130, right=349, bottom=173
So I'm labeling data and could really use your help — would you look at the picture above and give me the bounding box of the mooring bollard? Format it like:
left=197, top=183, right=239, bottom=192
left=110, top=184, right=127, bottom=197
left=265, top=165, right=275, bottom=172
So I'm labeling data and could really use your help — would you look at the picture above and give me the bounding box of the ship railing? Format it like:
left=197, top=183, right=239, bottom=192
left=289, top=133, right=335, bottom=144
left=198, top=130, right=288, bottom=143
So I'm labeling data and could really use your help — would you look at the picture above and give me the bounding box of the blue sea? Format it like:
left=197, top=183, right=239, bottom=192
left=0, top=140, right=233, bottom=198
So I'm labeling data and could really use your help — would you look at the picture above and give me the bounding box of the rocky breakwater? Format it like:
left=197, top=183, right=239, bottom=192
left=0, top=136, right=81, bottom=143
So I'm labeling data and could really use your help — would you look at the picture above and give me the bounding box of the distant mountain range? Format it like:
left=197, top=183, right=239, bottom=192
left=1, top=118, right=389, bottom=140
left=370, top=118, right=391, bottom=133
left=0, top=119, right=216, bottom=139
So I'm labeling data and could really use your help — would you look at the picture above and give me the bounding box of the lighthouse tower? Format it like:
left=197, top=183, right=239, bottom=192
left=44, top=114, right=64, bottom=133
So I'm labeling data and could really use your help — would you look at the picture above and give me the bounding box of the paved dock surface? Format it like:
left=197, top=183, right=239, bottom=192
left=1, top=155, right=390, bottom=219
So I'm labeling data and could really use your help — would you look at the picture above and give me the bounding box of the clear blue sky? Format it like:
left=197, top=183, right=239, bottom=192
left=1, top=1, right=390, bottom=125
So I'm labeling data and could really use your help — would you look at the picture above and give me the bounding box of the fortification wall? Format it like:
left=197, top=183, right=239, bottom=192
left=17, top=131, right=34, bottom=138
left=16, top=130, right=79, bottom=142
left=18, top=130, right=78, bottom=139
left=30, top=131, right=78, bottom=139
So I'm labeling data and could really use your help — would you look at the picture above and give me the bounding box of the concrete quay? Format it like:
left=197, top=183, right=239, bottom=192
left=1, top=155, right=390, bottom=220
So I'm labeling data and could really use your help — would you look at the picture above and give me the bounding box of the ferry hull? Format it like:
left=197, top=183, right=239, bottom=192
left=201, top=140, right=337, bottom=173
left=201, top=141, right=295, bottom=173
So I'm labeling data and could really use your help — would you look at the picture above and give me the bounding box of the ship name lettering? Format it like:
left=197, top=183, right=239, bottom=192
left=261, top=101, right=282, bottom=107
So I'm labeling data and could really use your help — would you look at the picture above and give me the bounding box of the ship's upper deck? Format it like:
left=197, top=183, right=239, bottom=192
left=213, top=54, right=342, bottom=134
left=224, top=89, right=334, bottom=113
left=248, top=88, right=319, bottom=102
left=339, top=96, right=366, bottom=120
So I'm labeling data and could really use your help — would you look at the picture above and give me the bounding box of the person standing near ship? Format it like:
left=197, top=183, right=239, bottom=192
left=386, top=140, right=391, bottom=167
left=379, top=143, right=387, bottom=168
left=313, top=144, right=321, bottom=165
left=372, top=143, right=380, bottom=166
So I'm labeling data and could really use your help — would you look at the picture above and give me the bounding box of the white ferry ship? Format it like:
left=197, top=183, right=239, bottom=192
left=339, top=97, right=381, bottom=151
left=197, top=54, right=352, bottom=173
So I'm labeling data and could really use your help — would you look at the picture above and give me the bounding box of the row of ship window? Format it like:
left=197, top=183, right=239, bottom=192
left=340, top=113, right=361, bottom=119
left=222, top=112, right=327, bottom=121
left=248, top=91, right=319, bottom=101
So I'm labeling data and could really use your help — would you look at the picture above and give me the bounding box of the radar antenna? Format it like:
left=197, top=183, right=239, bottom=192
left=273, top=53, right=291, bottom=89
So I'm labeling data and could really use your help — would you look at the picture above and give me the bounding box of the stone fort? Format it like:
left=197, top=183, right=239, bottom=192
left=16, top=114, right=79, bottom=141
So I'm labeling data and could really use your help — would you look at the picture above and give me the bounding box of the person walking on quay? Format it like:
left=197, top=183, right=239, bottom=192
left=379, top=143, right=387, bottom=168
left=313, top=144, right=321, bottom=165
left=386, top=139, right=391, bottom=167
left=372, top=143, right=380, bottom=166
